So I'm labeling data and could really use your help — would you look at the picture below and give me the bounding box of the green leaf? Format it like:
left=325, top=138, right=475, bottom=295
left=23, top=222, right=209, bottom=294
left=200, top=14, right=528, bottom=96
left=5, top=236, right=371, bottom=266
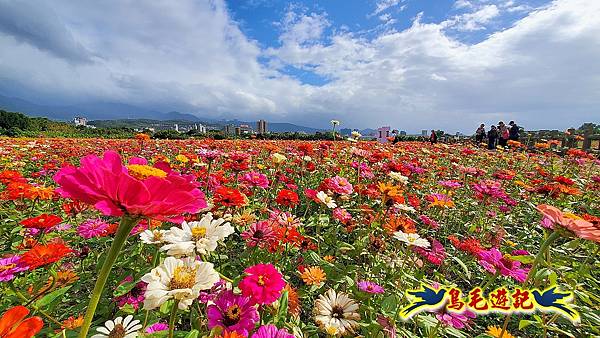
left=519, top=319, right=535, bottom=329
left=452, top=256, right=471, bottom=279
left=184, top=330, right=199, bottom=338
left=381, top=295, right=397, bottom=316
left=508, top=255, right=535, bottom=264
left=275, top=290, right=288, bottom=325
left=35, top=286, right=72, bottom=308
left=113, top=281, right=137, bottom=297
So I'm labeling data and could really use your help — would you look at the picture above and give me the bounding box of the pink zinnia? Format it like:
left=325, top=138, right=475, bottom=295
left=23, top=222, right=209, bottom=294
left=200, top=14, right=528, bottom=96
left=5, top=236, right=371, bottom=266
left=436, top=309, right=476, bottom=329
left=53, top=151, right=206, bottom=223
left=238, top=264, right=285, bottom=305
left=477, top=248, right=530, bottom=283
left=207, top=290, right=259, bottom=335
left=242, top=172, right=269, bottom=188
left=241, top=221, right=275, bottom=248
left=145, top=322, right=169, bottom=333
left=77, top=218, right=109, bottom=239
left=0, top=255, right=28, bottom=282
left=413, top=239, right=446, bottom=266
left=251, top=324, right=294, bottom=338
left=326, top=176, right=353, bottom=195
left=358, top=280, right=385, bottom=294
left=333, top=208, right=352, bottom=224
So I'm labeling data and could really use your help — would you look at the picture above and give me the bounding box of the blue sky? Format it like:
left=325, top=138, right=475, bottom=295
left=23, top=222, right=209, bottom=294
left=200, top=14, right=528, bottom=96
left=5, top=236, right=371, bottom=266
left=228, top=0, right=550, bottom=86
left=0, top=0, right=598, bottom=132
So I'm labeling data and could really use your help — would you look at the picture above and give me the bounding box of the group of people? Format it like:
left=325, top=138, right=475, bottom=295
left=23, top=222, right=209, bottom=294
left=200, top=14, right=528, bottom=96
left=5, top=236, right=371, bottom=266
left=475, top=121, right=520, bottom=150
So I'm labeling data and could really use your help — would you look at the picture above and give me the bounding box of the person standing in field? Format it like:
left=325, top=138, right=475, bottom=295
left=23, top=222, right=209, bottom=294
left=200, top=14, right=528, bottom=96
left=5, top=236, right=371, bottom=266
left=498, top=121, right=509, bottom=148
left=488, top=125, right=499, bottom=150
left=509, top=121, right=520, bottom=141
left=430, top=130, right=438, bottom=144
left=475, top=124, right=486, bottom=145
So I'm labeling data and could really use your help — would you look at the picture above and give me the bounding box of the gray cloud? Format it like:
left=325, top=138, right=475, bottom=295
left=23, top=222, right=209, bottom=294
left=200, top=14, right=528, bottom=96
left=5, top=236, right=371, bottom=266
left=0, top=0, right=92, bottom=63
left=0, top=0, right=598, bottom=132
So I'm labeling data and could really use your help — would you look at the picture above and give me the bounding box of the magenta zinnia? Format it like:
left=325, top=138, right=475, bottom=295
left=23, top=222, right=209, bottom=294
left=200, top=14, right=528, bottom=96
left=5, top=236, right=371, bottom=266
left=357, top=280, right=385, bottom=294
left=207, top=290, right=259, bottom=336
left=238, top=264, right=285, bottom=305
left=53, top=151, right=206, bottom=223
left=251, top=324, right=295, bottom=338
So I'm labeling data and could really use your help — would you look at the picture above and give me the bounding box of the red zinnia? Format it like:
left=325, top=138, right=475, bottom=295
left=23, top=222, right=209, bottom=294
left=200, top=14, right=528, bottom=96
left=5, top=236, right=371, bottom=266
left=275, top=189, right=299, bottom=207
left=20, top=214, right=62, bottom=230
left=21, top=243, right=72, bottom=270
left=0, top=306, right=43, bottom=338
left=213, top=187, right=247, bottom=207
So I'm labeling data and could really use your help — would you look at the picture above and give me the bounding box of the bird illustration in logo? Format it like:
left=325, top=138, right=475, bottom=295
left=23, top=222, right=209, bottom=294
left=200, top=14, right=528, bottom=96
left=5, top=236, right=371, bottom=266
left=401, top=285, right=447, bottom=318
left=532, top=287, right=578, bottom=320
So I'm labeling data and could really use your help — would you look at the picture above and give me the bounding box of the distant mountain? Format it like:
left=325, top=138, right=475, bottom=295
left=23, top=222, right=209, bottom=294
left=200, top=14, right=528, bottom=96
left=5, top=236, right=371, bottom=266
left=0, top=95, right=324, bottom=133
left=217, top=119, right=323, bottom=133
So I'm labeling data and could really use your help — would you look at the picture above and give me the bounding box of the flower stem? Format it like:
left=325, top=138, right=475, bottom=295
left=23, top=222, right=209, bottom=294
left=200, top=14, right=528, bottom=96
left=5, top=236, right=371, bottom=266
left=168, top=300, right=180, bottom=338
left=499, top=230, right=562, bottom=337
left=78, top=214, right=140, bottom=338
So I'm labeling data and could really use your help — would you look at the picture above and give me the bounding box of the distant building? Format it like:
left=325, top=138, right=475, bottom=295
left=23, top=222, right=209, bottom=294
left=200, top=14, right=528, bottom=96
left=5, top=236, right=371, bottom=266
left=73, top=116, right=87, bottom=126
left=257, top=120, right=268, bottom=134
left=422, top=130, right=428, bottom=137
left=223, top=124, right=235, bottom=135
left=236, top=124, right=253, bottom=136
left=174, top=124, right=179, bottom=132
left=377, top=126, right=391, bottom=143
left=195, top=124, right=207, bottom=133
left=400, top=131, right=407, bottom=136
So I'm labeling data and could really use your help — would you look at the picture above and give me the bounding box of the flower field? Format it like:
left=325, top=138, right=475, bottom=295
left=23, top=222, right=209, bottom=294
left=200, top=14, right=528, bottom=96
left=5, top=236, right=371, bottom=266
left=1, top=137, right=599, bottom=338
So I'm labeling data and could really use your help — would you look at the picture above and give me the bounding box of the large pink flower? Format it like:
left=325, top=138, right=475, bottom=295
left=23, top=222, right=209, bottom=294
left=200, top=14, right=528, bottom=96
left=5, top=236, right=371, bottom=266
left=238, top=264, right=285, bottom=305
left=53, top=151, right=206, bottom=223
left=537, top=204, right=600, bottom=243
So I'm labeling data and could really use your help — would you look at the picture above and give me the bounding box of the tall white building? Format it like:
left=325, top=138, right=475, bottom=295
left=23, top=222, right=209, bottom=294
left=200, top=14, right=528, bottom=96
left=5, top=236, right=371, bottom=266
left=73, top=116, right=87, bottom=126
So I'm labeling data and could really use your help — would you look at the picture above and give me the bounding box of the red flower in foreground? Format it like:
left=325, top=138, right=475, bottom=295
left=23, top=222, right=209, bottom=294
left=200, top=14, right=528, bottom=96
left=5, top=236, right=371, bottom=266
left=20, top=214, right=62, bottom=230
left=213, top=187, right=247, bottom=207
left=53, top=151, right=206, bottom=223
left=21, top=243, right=72, bottom=270
left=275, top=189, right=299, bottom=207
left=0, top=306, right=43, bottom=338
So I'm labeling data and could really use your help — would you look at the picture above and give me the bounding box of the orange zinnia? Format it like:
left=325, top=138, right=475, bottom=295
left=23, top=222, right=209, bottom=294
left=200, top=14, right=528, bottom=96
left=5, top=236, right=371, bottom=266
left=0, top=306, right=43, bottom=338
left=537, top=204, right=600, bottom=243
left=283, top=284, right=301, bottom=317
left=21, top=243, right=72, bottom=270
left=300, top=266, right=326, bottom=285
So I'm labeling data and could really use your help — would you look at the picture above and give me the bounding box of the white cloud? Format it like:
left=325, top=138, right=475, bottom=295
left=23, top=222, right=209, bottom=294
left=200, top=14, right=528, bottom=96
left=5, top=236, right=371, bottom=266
left=454, top=0, right=473, bottom=9
left=0, top=0, right=599, bottom=132
left=371, top=0, right=404, bottom=16
left=447, top=4, right=500, bottom=31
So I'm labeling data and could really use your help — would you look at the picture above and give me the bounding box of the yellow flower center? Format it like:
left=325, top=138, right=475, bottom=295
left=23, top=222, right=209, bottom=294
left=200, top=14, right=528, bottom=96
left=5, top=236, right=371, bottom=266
left=225, top=305, right=241, bottom=320
left=169, top=266, right=198, bottom=290
left=191, top=227, right=207, bottom=240
left=127, top=164, right=167, bottom=180
left=0, top=263, right=16, bottom=273
left=153, top=230, right=163, bottom=241
left=257, top=275, right=266, bottom=286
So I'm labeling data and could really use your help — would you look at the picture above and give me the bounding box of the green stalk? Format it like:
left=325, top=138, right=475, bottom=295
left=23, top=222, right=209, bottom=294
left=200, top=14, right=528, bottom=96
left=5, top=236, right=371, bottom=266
left=168, top=300, right=180, bottom=338
left=499, top=230, right=562, bottom=338
left=78, top=214, right=140, bottom=338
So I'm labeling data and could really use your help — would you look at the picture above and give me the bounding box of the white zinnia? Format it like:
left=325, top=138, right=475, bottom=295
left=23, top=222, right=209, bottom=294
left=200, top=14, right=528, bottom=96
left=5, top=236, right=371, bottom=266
left=388, top=172, right=409, bottom=185
left=139, top=229, right=167, bottom=245
left=394, top=203, right=415, bottom=213
left=316, top=191, right=337, bottom=209
left=314, top=289, right=360, bottom=335
left=161, top=213, right=235, bottom=256
left=91, top=315, right=141, bottom=338
left=142, top=256, right=219, bottom=310
left=393, top=230, right=430, bottom=248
